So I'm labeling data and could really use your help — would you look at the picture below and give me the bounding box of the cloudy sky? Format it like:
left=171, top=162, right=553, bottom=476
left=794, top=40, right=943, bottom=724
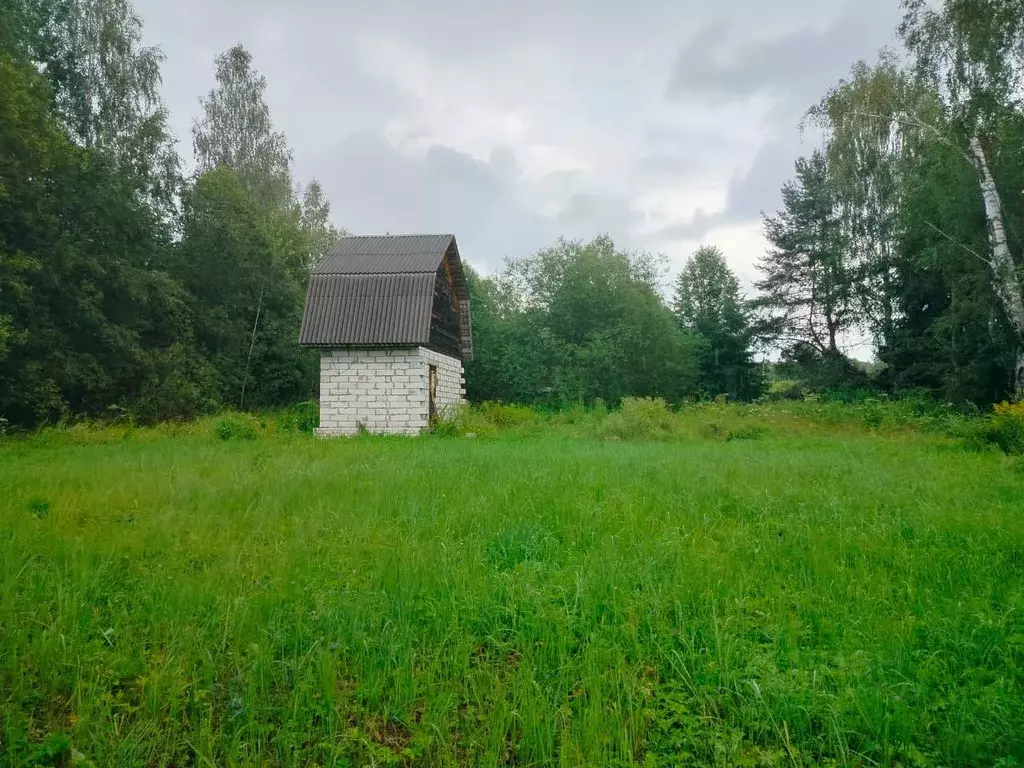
left=134, top=0, right=902, bottom=287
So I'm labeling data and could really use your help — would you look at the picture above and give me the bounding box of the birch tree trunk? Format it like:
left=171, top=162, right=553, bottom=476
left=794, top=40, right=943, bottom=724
left=969, top=136, right=1024, bottom=400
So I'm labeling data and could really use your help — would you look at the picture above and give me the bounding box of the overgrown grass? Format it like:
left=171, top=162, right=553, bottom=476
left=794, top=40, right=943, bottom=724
left=2, top=404, right=1023, bottom=766
left=435, top=396, right=983, bottom=445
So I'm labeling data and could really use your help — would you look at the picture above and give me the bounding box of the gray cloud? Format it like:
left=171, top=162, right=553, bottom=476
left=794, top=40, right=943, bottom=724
left=656, top=0, right=899, bottom=244
left=636, top=154, right=702, bottom=177
left=668, top=0, right=899, bottom=106
left=312, top=132, right=648, bottom=272
left=133, top=0, right=902, bottom=277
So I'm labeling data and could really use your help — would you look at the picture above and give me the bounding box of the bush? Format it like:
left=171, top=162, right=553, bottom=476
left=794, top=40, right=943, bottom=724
left=727, top=424, right=770, bottom=441
left=132, top=343, right=220, bottom=425
left=698, top=412, right=771, bottom=442
left=861, top=400, right=885, bottom=430
left=982, top=402, right=1024, bottom=455
left=766, top=380, right=803, bottom=401
left=215, top=412, right=260, bottom=441
left=599, top=397, right=676, bottom=440
left=294, top=402, right=319, bottom=434
left=274, top=401, right=319, bottom=434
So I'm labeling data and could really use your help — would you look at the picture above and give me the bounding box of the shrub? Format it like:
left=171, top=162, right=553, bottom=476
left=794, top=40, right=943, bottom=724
left=698, top=417, right=771, bottom=442
left=766, top=380, right=803, bottom=401
left=861, top=401, right=885, bottom=430
left=29, top=733, right=72, bottom=767
left=215, top=412, right=260, bottom=441
left=276, top=401, right=319, bottom=434
left=294, top=402, right=320, bottom=434
left=599, top=397, right=676, bottom=440
left=983, top=402, right=1024, bottom=455
left=132, top=343, right=220, bottom=425
left=727, top=424, right=770, bottom=441
left=700, top=420, right=726, bottom=440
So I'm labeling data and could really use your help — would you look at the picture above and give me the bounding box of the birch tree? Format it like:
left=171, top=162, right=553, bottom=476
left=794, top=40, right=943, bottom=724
left=900, top=0, right=1024, bottom=398
left=14, top=0, right=179, bottom=218
left=806, top=55, right=933, bottom=350
left=299, top=180, right=343, bottom=270
left=192, top=44, right=294, bottom=211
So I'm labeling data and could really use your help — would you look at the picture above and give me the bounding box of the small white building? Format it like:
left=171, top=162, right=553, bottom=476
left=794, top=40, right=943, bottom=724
left=299, top=234, right=473, bottom=436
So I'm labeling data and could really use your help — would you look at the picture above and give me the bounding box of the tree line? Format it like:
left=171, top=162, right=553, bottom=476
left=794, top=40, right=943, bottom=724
left=469, top=0, right=1024, bottom=408
left=2, top=0, right=1023, bottom=429
left=0, top=0, right=763, bottom=427
left=464, top=240, right=763, bottom=406
left=756, top=1, right=1024, bottom=404
left=1, top=0, right=338, bottom=427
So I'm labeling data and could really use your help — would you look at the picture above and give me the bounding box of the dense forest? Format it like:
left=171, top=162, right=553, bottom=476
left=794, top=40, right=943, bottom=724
left=2, top=0, right=1023, bottom=428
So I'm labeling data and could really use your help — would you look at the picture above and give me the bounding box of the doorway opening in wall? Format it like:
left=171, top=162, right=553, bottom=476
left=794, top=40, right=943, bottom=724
left=428, top=365, right=438, bottom=424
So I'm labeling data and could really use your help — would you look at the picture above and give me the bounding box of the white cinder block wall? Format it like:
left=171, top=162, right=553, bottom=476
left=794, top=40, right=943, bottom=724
left=316, top=347, right=465, bottom=436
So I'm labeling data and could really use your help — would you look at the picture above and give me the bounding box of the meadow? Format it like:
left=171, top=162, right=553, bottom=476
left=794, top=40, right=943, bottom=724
left=2, top=401, right=1023, bottom=767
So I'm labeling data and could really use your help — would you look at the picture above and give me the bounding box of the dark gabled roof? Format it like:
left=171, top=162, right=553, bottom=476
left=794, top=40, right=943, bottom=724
left=299, top=234, right=474, bottom=360
left=301, top=273, right=436, bottom=346
left=314, top=234, right=457, bottom=275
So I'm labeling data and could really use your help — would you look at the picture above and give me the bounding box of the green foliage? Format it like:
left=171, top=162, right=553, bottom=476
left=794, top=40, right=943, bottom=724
left=26, top=496, right=50, bottom=518
left=428, top=397, right=983, bottom=447
left=0, top=19, right=334, bottom=430
left=757, top=152, right=856, bottom=358
left=483, top=523, right=562, bottom=572
left=791, top=5, right=1024, bottom=404
left=0, top=54, right=191, bottom=427
left=976, top=401, right=1024, bottom=454
left=883, top=114, right=1019, bottom=405
left=30, top=732, right=72, bottom=766
left=299, top=180, right=344, bottom=268
left=807, top=54, right=923, bottom=352
left=477, top=401, right=537, bottom=429
left=466, top=237, right=704, bottom=406
left=17, top=0, right=181, bottom=217
left=2, top=406, right=1023, bottom=765
left=432, top=402, right=540, bottom=438
left=192, top=44, right=294, bottom=209
left=131, top=342, right=220, bottom=424
left=674, top=246, right=764, bottom=401
left=214, top=412, right=261, bottom=441
left=285, top=400, right=320, bottom=435
left=777, top=344, right=874, bottom=395
left=175, top=166, right=315, bottom=411
left=598, top=396, right=676, bottom=440
left=766, top=379, right=804, bottom=401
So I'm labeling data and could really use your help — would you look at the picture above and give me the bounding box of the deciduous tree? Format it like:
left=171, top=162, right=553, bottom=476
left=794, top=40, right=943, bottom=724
left=192, top=44, right=294, bottom=211
left=674, top=246, right=762, bottom=400
left=900, top=0, right=1024, bottom=397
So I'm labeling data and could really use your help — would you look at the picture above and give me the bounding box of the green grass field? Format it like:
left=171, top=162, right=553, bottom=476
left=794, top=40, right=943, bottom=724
left=2, top=406, right=1024, bottom=766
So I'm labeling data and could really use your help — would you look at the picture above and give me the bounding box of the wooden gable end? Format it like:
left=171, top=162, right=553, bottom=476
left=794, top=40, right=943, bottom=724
left=428, top=250, right=463, bottom=359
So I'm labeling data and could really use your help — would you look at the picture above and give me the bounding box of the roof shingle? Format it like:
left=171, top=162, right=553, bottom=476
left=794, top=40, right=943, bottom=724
left=313, top=234, right=455, bottom=275
left=299, top=234, right=473, bottom=360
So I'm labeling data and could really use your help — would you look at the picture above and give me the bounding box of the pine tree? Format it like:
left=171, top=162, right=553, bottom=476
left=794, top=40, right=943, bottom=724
left=757, top=152, right=856, bottom=359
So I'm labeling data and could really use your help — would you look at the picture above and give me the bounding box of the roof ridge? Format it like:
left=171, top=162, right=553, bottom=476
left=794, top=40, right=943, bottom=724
left=314, top=269, right=437, bottom=275
left=337, top=233, right=454, bottom=239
